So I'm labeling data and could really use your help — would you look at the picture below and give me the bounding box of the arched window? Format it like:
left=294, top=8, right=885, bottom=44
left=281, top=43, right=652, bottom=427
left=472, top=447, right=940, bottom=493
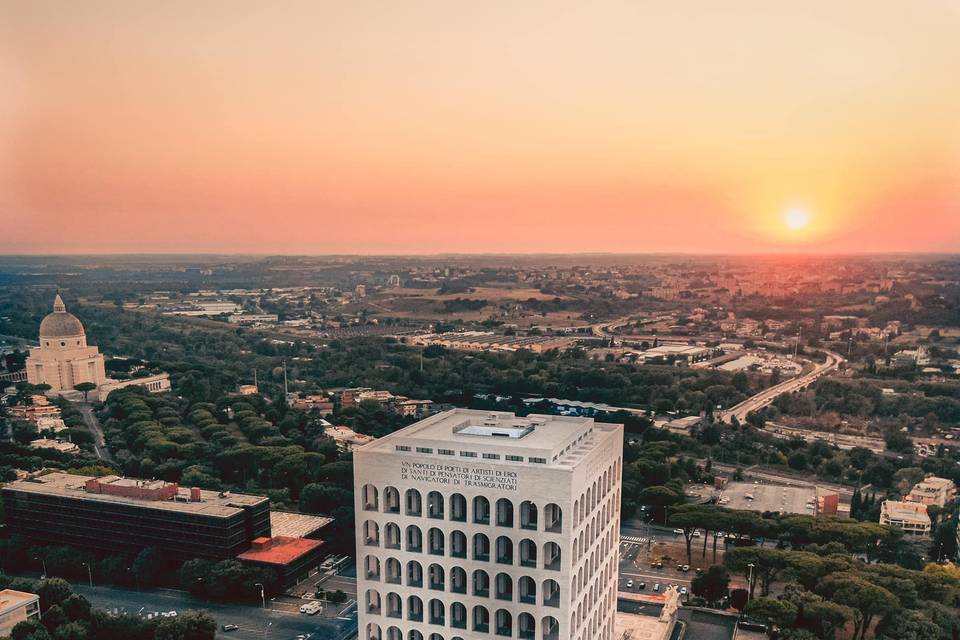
left=387, top=627, right=402, bottom=640
left=544, top=542, right=561, bottom=570
left=406, top=525, right=423, bottom=553
left=363, top=520, right=380, bottom=546
left=473, top=605, right=490, bottom=633
left=541, top=616, right=559, bottom=640
left=366, top=589, right=382, bottom=614
left=364, top=555, right=381, bottom=580
left=519, top=539, right=537, bottom=568
left=408, top=595, right=424, bottom=622
left=520, top=501, right=538, bottom=530
left=409, top=631, right=423, bottom=640
left=450, top=493, right=467, bottom=522
left=385, top=558, right=401, bottom=584
left=428, top=527, right=445, bottom=555
left=495, top=610, right=513, bottom=637
left=495, top=573, right=513, bottom=601
left=384, top=486, right=400, bottom=513
left=519, top=613, right=536, bottom=640
left=428, top=563, right=445, bottom=590
left=362, top=485, right=379, bottom=511
left=451, top=530, right=467, bottom=558
left=495, top=536, right=513, bottom=564
left=386, top=593, right=402, bottom=619
left=518, top=576, right=536, bottom=605
left=427, top=491, right=444, bottom=519
left=496, top=498, right=514, bottom=527
left=474, top=496, right=490, bottom=525
left=450, top=566, right=467, bottom=594
left=367, top=623, right=383, bottom=640
left=473, top=533, right=490, bottom=562
left=472, top=569, right=490, bottom=598
left=451, top=603, right=467, bottom=629
left=544, top=504, right=562, bottom=533
left=385, top=523, right=401, bottom=550
left=542, top=579, right=560, bottom=607
left=406, top=489, right=422, bottom=516
left=429, top=599, right=445, bottom=626
left=406, top=560, right=423, bottom=587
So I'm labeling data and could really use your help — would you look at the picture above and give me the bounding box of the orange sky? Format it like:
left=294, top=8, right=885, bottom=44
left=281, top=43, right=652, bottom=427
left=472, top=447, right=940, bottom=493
left=1, top=1, right=959, bottom=254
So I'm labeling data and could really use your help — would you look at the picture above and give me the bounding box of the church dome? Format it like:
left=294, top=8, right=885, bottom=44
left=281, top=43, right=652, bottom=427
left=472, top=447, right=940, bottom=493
left=39, top=294, right=85, bottom=339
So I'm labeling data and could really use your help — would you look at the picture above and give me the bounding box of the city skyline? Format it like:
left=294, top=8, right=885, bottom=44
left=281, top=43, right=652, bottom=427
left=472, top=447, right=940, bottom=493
left=2, top=1, right=959, bottom=254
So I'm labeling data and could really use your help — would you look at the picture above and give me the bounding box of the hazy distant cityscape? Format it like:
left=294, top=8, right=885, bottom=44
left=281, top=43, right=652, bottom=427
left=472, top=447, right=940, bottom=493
left=0, top=253, right=958, bottom=640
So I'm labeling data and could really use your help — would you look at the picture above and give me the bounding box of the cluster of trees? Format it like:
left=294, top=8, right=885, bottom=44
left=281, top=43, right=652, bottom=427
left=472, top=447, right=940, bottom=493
left=179, top=559, right=279, bottom=602
left=0, top=574, right=216, bottom=640
left=96, top=386, right=360, bottom=554
left=770, top=378, right=960, bottom=433
left=0, top=538, right=170, bottom=591
left=738, top=554, right=960, bottom=640
left=668, top=505, right=899, bottom=567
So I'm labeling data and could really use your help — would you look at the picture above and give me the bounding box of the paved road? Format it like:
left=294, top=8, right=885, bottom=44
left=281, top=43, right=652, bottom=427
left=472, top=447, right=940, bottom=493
left=72, top=584, right=355, bottom=640
left=718, top=350, right=843, bottom=424
left=76, top=403, right=112, bottom=461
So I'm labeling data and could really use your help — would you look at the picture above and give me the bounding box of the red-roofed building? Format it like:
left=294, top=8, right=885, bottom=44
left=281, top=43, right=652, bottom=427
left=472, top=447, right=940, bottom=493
left=237, top=536, right=325, bottom=588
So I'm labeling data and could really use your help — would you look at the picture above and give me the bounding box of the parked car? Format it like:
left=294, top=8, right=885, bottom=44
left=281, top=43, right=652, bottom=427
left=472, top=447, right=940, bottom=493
left=653, top=583, right=661, bottom=592
left=626, top=579, right=634, bottom=589
left=637, top=582, right=646, bottom=590
left=221, top=625, right=239, bottom=632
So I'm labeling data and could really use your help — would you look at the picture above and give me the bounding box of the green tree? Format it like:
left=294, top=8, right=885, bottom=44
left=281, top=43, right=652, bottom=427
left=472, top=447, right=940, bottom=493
left=154, top=610, right=217, bottom=640
left=52, top=622, right=88, bottom=640
left=691, top=565, right=730, bottom=604
left=73, top=382, right=97, bottom=403
left=37, top=578, right=73, bottom=612
left=744, top=597, right=798, bottom=630
left=875, top=610, right=940, bottom=640
left=816, top=572, right=900, bottom=640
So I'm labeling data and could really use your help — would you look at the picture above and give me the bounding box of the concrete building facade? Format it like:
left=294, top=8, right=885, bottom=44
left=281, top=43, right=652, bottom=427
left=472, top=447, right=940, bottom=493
left=354, top=409, right=623, bottom=640
left=0, top=590, right=41, bottom=637
left=880, top=500, right=931, bottom=537
left=906, top=476, right=956, bottom=507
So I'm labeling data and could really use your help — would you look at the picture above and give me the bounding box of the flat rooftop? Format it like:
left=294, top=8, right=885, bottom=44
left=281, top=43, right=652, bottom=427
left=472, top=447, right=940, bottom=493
left=4, top=472, right=268, bottom=518
left=237, top=536, right=323, bottom=566
left=360, top=409, right=620, bottom=467
left=719, top=481, right=818, bottom=515
left=271, top=511, right=334, bottom=538
left=0, top=589, right=38, bottom=615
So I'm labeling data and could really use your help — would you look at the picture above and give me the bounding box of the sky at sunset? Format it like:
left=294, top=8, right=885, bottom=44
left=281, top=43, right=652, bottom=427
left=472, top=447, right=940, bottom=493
left=1, top=0, right=959, bottom=255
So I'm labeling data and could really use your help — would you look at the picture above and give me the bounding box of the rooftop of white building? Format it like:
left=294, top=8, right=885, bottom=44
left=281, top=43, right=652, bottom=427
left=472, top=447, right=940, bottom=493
left=359, top=408, right=620, bottom=468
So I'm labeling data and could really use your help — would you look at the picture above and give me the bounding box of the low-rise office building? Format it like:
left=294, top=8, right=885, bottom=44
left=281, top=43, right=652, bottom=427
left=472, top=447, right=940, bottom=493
left=906, top=476, right=956, bottom=507
left=880, top=500, right=931, bottom=536
left=0, top=590, right=41, bottom=637
left=2, top=472, right=271, bottom=559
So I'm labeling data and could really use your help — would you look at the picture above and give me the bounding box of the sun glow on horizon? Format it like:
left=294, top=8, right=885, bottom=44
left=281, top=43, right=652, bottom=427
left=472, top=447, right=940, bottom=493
left=784, top=206, right=812, bottom=231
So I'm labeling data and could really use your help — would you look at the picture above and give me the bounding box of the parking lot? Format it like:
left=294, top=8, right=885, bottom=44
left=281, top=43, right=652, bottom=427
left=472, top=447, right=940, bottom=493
left=719, top=481, right=817, bottom=514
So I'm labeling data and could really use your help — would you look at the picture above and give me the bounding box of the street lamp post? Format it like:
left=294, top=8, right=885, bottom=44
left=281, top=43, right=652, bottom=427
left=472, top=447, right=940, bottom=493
left=747, top=563, right=755, bottom=600
left=264, top=621, right=273, bottom=640
left=255, top=582, right=266, bottom=609
left=34, top=557, right=47, bottom=579
left=82, top=562, right=93, bottom=587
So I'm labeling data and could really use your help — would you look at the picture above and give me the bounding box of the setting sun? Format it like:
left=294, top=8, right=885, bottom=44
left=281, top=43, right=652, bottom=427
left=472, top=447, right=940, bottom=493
left=784, top=206, right=812, bottom=231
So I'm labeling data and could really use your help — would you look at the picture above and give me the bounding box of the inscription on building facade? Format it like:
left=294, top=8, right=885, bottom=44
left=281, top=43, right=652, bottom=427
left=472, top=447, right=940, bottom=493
left=400, top=460, right=519, bottom=491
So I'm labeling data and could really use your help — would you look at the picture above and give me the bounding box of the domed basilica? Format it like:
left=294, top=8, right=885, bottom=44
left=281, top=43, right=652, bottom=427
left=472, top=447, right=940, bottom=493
left=26, top=294, right=169, bottom=401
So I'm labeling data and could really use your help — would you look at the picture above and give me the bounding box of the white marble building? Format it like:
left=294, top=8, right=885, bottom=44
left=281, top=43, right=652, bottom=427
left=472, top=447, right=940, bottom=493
left=354, top=409, right=623, bottom=640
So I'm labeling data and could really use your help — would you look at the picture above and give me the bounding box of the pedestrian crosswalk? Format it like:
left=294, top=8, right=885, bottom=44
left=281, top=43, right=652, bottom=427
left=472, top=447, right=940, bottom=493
left=621, top=536, right=648, bottom=544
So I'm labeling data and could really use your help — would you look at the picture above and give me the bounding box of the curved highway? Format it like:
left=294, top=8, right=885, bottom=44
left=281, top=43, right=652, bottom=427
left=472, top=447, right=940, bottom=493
left=718, top=350, right=844, bottom=424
